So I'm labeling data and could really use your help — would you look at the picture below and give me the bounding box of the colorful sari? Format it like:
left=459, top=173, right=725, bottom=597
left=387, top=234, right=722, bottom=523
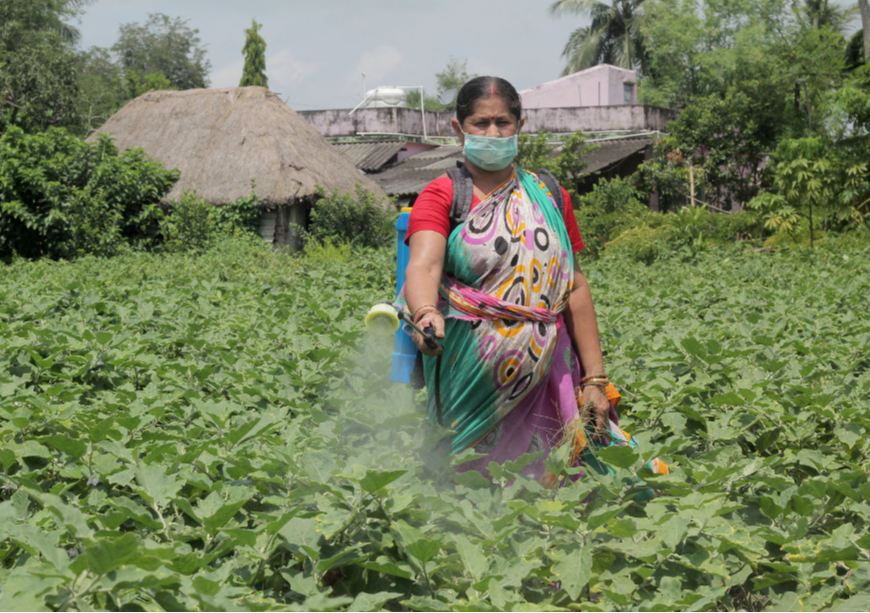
left=402, top=167, right=665, bottom=485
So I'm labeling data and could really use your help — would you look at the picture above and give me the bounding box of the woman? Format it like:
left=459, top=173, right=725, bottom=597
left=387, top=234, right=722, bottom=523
left=401, top=76, right=626, bottom=483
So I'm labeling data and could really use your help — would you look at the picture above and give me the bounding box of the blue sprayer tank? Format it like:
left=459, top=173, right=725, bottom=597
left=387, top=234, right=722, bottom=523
left=392, top=208, right=416, bottom=383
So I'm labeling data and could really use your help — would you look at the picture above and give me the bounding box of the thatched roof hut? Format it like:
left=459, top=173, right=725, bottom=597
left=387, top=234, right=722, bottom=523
left=89, top=86, right=389, bottom=246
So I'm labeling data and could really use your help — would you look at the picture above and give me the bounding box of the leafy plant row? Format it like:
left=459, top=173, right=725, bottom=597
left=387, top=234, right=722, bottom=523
left=0, top=240, right=869, bottom=611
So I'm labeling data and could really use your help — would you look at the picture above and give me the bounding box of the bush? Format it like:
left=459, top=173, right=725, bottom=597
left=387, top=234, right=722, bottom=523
left=0, top=127, right=177, bottom=260
left=302, top=184, right=395, bottom=249
left=211, top=179, right=261, bottom=237
left=62, top=186, right=125, bottom=258
left=605, top=205, right=765, bottom=264
left=574, top=176, right=653, bottom=258
left=516, top=131, right=597, bottom=195
left=160, top=189, right=213, bottom=254
left=160, top=182, right=264, bottom=254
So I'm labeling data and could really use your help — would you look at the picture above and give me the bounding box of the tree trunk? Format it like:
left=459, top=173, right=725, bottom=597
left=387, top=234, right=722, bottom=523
left=861, top=0, right=870, bottom=62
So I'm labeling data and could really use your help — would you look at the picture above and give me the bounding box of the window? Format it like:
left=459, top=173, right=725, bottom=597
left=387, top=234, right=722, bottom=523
left=624, top=84, right=633, bottom=104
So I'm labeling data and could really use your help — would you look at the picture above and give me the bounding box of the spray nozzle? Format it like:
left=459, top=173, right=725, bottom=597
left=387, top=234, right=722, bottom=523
left=364, top=303, right=401, bottom=334
left=365, top=301, right=442, bottom=352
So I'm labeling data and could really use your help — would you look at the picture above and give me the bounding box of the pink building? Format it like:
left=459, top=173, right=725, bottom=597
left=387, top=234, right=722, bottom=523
left=520, top=65, right=637, bottom=109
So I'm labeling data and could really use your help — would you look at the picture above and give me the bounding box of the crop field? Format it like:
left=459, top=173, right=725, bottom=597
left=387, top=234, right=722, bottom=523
left=1, top=238, right=869, bottom=612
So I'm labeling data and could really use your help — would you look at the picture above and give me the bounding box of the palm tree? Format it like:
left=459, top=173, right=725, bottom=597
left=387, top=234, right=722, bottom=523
left=550, top=0, right=652, bottom=76
left=800, top=0, right=859, bottom=33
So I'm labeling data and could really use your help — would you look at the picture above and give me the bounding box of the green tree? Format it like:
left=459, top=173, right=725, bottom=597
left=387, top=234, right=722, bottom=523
left=669, top=90, right=782, bottom=208
left=747, top=137, right=840, bottom=246
left=801, top=0, right=859, bottom=32
left=516, top=131, right=597, bottom=196
left=112, top=13, right=211, bottom=91
left=550, top=0, right=652, bottom=75
left=435, top=57, right=475, bottom=110
left=846, top=29, right=865, bottom=70
left=825, top=65, right=870, bottom=222
left=240, top=20, right=268, bottom=88
left=0, top=0, right=89, bottom=131
left=406, top=90, right=445, bottom=111
left=75, top=47, right=128, bottom=135
left=0, top=127, right=178, bottom=259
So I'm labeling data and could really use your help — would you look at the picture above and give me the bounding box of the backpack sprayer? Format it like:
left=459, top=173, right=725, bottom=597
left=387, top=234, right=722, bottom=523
left=363, top=208, right=441, bottom=383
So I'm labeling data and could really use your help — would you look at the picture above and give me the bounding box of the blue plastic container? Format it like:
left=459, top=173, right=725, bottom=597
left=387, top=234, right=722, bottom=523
left=391, top=208, right=416, bottom=383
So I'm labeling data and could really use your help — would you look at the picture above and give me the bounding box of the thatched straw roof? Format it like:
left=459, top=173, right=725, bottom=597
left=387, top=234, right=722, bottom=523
left=88, top=86, right=388, bottom=207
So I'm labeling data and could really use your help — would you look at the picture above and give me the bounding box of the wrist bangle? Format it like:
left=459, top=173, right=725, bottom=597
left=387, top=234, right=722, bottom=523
left=412, top=303, right=438, bottom=319
left=579, top=373, right=607, bottom=384
left=413, top=306, right=442, bottom=324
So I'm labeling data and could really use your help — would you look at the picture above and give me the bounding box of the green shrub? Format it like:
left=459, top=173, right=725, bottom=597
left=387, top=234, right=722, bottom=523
left=161, top=182, right=264, bottom=254
left=301, top=238, right=354, bottom=267
left=517, top=131, right=597, bottom=194
left=160, top=189, right=214, bottom=254
left=574, top=176, right=654, bottom=258
left=605, top=206, right=765, bottom=263
left=211, top=179, right=261, bottom=237
left=62, top=186, right=125, bottom=258
left=0, top=127, right=177, bottom=260
left=302, top=184, right=395, bottom=249
left=606, top=223, right=681, bottom=264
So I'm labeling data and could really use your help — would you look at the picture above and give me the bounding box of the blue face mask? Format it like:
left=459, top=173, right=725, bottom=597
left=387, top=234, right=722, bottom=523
left=461, top=130, right=518, bottom=172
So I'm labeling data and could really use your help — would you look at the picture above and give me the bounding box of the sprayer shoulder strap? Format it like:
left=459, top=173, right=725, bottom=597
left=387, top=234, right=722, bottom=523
left=536, top=168, right=565, bottom=213
left=447, top=163, right=565, bottom=231
left=447, top=162, right=474, bottom=233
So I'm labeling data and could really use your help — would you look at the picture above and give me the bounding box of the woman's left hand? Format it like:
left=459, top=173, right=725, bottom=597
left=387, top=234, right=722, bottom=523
left=580, top=385, right=611, bottom=440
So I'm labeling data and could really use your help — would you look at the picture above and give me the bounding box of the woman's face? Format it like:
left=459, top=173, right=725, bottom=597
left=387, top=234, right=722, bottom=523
left=452, top=96, right=524, bottom=144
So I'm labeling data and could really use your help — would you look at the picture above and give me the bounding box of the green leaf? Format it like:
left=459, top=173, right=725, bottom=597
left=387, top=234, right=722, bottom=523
left=835, top=423, right=861, bottom=449
left=83, top=533, right=140, bottom=575
left=595, top=445, right=639, bottom=469
left=278, top=517, right=321, bottom=559
left=402, top=596, right=449, bottom=612
left=348, top=591, right=403, bottom=612
left=552, top=544, right=592, bottom=600
left=361, top=557, right=414, bottom=579
left=454, top=534, right=488, bottom=580
left=201, top=497, right=250, bottom=534
left=359, top=469, right=406, bottom=493
left=41, top=434, right=87, bottom=459
left=406, top=538, right=441, bottom=564
left=133, top=464, right=180, bottom=508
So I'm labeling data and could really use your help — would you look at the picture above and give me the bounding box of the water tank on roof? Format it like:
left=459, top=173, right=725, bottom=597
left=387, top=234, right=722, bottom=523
left=365, top=86, right=407, bottom=109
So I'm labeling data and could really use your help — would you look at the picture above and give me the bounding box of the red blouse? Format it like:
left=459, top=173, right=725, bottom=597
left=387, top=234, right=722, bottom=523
left=407, top=176, right=585, bottom=253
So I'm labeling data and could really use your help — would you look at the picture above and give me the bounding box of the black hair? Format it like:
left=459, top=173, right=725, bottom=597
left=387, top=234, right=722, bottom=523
left=455, top=76, right=523, bottom=126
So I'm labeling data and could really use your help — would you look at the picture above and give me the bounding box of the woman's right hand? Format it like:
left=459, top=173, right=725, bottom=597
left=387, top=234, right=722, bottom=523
left=412, top=310, right=445, bottom=357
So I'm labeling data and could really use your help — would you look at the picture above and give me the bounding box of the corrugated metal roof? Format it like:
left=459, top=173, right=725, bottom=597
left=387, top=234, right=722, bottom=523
left=333, top=141, right=407, bottom=172
left=371, top=145, right=463, bottom=196
left=557, top=137, right=653, bottom=174
left=372, top=138, right=653, bottom=196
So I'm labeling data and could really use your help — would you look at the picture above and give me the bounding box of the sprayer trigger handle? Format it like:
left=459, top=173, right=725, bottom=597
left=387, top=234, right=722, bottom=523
left=422, top=325, right=441, bottom=351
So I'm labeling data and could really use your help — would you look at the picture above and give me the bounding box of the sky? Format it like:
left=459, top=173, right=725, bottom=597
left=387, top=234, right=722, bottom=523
left=75, top=0, right=589, bottom=111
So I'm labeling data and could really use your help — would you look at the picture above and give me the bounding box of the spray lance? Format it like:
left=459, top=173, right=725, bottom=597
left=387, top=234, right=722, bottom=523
left=364, top=301, right=442, bottom=352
